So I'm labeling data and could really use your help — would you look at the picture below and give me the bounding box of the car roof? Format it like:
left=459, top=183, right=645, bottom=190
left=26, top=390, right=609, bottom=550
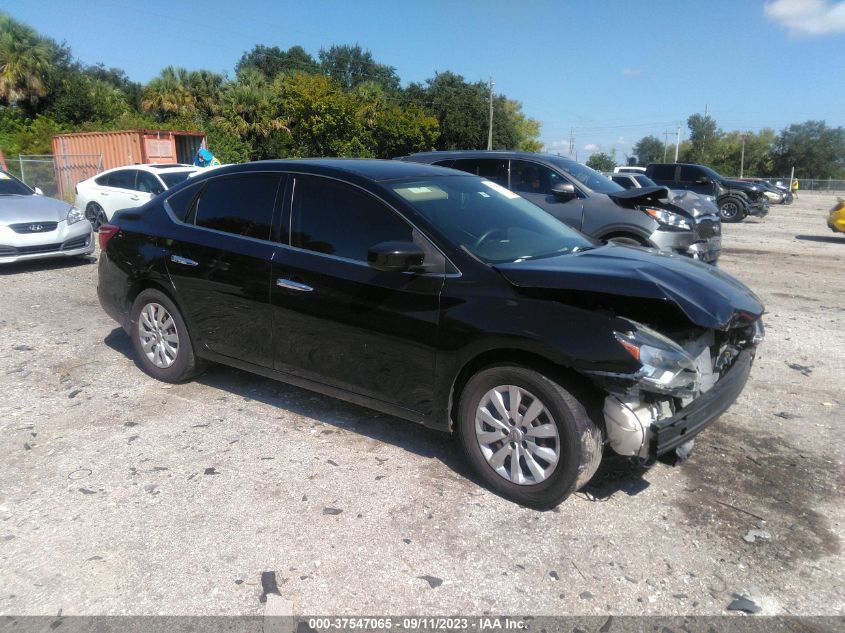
left=100, top=164, right=198, bottom=175
left=204, top=159, right=462, bottom=182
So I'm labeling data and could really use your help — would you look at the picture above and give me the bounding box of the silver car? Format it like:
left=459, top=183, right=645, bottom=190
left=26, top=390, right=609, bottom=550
left=0, top=169, right=94, bottom=264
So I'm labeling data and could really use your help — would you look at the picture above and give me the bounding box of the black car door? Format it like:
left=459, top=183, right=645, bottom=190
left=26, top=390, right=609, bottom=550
left=509, top=159, right=584, bottom=230
left=270, top=174, right=444, bottom=414
left=679, top=165, right=716, bottom=197
left=165, top=172, right=284, bottom=368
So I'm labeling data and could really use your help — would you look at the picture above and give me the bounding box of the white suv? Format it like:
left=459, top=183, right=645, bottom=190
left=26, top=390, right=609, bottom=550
left=75, top=164, right=199, bottom=230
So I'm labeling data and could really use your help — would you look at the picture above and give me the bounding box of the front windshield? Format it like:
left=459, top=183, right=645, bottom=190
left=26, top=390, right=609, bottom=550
left=699, top=165, right=725, bottom=181
left=546, top=156, right=624, bottom=194
left=159, top=171, right=195, bottom=188
left=0, top=171, right=35, bottom=196
left=390, top=176, right=592, bottom=264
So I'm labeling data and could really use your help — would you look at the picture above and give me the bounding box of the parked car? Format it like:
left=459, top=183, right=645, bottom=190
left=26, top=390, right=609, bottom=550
left=740, top=178, right=793, bottom=205
left=75, top=164, right=200, bottom=230
left=97, top=159, right=764, bottom=507
left=828, top=198, right=845, bottom=235
left=0, top=169, right=93, bottom=264
left=613, top=166, right=646, bottom=174
left=399, top=151, right=721, bottom=263
left=645, top=163, right=769, bottom=223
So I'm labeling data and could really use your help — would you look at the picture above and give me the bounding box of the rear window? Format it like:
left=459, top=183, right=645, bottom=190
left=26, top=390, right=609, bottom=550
left=648, top=164, right=676, bottom=181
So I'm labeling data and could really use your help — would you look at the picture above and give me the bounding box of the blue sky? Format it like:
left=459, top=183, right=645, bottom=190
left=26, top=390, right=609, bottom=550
left=4, top=0, right=845, bottom=161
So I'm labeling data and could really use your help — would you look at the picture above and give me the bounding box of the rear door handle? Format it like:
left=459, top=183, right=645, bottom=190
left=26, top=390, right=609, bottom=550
left=170, top=254, right=198, bottom=267
left=276, top=278, right=313, bottom=292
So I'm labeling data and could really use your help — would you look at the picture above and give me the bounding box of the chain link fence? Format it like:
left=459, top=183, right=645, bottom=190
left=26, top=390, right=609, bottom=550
left=730, top=176, right=845, bottom=194
left=9, top=154, right=104, bottom=202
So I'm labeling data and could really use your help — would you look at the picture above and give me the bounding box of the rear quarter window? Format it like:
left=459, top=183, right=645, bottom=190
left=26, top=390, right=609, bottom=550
left=166, top=182, right=204, bottom=222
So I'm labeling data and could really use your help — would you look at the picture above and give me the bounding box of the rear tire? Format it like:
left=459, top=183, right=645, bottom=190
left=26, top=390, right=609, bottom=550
left=457, top=365, right=603, bottom=509
left=719, top=197, right=745, bottom=222
left=129, top=289, right=206, bottom=383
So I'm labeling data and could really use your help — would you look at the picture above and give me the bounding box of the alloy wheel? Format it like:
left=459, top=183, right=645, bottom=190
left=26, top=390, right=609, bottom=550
left=86, top=204, right=107, bottom=231
left=138, top=302, right=179, bottom=368
left=720, top=201, right=740, bottom=220
left=475, top=385, right=560, bottom=485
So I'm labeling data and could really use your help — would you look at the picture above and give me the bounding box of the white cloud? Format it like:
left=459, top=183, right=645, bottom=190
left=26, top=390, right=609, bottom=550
left=621, top=68, right=642, bottom=77
left=584, top=143, right=600, bottom=152
left=765, top=0, right=845, bottom=36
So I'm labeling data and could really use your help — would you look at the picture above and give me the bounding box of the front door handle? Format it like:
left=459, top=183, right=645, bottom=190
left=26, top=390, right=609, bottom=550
left=130, top=195, right=140, bottom=200
left=170, top=254, right=198, bottom=267
left=276, top=278, right=313, bottom=292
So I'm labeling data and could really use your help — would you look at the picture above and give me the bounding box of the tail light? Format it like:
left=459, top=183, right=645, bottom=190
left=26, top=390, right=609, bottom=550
left=98, top=224, right=119, bottom=250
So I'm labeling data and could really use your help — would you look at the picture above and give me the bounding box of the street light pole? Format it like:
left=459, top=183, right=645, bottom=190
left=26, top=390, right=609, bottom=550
left=487, top=76, right=494, bottom=151
left=740, top=133, right=747, bottom=178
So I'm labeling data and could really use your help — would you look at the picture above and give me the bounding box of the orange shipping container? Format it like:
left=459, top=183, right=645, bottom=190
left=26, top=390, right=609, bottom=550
left=51, top=129, right=206, bottom=199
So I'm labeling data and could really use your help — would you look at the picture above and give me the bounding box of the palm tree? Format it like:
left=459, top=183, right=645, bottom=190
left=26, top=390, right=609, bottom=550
left=140, top=66, right=197, bottom=120
left=0, top=14, right=55, bottom=109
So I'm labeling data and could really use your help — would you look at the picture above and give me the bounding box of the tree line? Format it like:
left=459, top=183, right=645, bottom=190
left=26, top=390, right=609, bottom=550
left=0, top=13, right=541, bottom=163
left=625, top=114, right=845, bottom=179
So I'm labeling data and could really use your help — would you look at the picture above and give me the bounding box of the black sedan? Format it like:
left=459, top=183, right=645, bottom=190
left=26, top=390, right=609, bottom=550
left=98, top=160, right=764, bottom=507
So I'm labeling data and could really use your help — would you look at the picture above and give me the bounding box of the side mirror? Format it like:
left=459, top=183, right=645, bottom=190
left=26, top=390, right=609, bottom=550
left=695, top=176, right=711, bottom=185
left=34, top=187, right=43, bottom=195
left=367, top=241, right=424, bottom=272
left=551, top=182, right=577, bottom=200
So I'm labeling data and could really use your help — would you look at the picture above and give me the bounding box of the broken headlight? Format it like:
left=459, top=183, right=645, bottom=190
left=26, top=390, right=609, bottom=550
left=641, top=207, right=691, bottom=231
left=614, top=322, right=700, bottom=397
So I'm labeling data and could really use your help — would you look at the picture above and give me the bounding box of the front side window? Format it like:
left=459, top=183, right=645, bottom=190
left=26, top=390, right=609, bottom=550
left=390, top=176, right=592, bottom=264
left=108, top=170, right=136, bottom=190
left=0, top=170, right=35, bottom=195
left=679, top=166, right=704, bottom=182
left=449, top=159, right=509, bottom=187
left=193, top=174, right=280, bottom=240
left=290, top=175, right=413, bottom=261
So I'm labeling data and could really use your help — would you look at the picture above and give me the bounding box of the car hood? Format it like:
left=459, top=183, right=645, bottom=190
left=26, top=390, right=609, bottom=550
left=722, top=179, right=759, bottom=192
left=494, top=244, right=763, bottom=330
left=0, top=194, right=71, bottom=225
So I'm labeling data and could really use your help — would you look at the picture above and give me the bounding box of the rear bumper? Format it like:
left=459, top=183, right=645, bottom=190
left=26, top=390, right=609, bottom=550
left=651, top=348, right=754, bottom=457
left=0, top=221, right=94, bottom=264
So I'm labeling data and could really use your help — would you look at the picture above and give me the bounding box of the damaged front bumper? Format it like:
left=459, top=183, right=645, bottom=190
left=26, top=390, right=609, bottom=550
left=602, top=347, right=755, bottom=461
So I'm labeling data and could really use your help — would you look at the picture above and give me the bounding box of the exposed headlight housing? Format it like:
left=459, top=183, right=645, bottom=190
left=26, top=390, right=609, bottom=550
left=66, top=206, right=84, bottom=225
left=614, top=322, right=700, bottom=397
left=641, top=207, right=692, bottom=231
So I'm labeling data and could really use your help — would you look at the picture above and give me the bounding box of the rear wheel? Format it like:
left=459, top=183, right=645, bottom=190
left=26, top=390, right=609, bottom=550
left=782, top=192, right=794, bottom=205
left=85, top=202, right=107, bottom=231
left=130, top=289, right=205, bottom=383
left=457, top=365, right=603, bottom=508
left=719, top=197, right=745, bottom=222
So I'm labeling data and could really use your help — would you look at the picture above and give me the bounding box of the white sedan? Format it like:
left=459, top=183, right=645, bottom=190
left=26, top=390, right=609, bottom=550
left=75, top=164, right=199, bottom=230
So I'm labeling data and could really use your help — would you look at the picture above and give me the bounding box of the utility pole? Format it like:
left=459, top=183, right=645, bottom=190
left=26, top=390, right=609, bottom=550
left=663, top=130, right=670, bottom=162
left=568, top=127, right=575, bottom=158
left=487, top=76, right=494, bottom=151
left=739, top=133, right=747, bottom=178
left=674, top=126, right=680, bottom=162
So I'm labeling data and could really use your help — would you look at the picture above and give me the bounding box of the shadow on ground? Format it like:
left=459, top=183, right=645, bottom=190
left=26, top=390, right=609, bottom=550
left=0, top=255, right=96, bottom=276
left=795, top=234, right=844, bottom=244
left=104, top=327, right=657, bottom=508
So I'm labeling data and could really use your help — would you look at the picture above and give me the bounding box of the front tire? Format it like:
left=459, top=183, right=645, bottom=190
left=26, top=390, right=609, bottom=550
left=607, top=235, right=646, bottom=247
left=130, top=289, right=205, bottom=383
left=457, top=365, right=603, bottom=509
left=719, top=197, right=745, bottom=222
left=85, top=202, right=107, bottom=231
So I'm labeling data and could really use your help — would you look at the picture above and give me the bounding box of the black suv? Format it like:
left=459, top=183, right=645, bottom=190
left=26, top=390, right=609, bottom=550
left=645, top=163, right=769, bottom=222
left=400, top=151, right=721, bottom=263
left=97, top=159, right=764, bottom=508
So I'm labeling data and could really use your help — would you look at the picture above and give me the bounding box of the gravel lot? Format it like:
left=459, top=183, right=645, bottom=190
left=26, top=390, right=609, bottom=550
left=1, top=193, right=843, bottom=617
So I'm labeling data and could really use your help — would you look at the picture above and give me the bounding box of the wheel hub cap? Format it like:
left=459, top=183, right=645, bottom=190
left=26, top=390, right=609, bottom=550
left=138, top=302, right=179, bottom=369
left=475, top=385, right=560, bottom=486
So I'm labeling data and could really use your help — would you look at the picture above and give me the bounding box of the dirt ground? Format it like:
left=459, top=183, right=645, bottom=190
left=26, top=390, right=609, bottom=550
left=1, top=193, right=843, bottom=618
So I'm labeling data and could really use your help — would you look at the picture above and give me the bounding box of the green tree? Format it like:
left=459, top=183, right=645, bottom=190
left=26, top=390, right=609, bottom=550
left=504, top=99, right=542, bottom=152
left=684, top=113, right=720, bottom=164
left=632, top=135, right=666, bottom=165
left=354, top=81, right=439, bottom=157
left=586, top=151, right=617, bottom=172
left=277, top=72, right=371, bottom=157
left=0, top=13, right=57, bottom=112
left=773, top=120, right=845, bottom=179
left=418, top=71, right=488, bottom=150
left=236, top=44, right=318, bottom=80
left=140, top=66, right=198, bottom=120
left=318, top=44, right=399, bottom=91
left=45, top=70, right=130, bottom=125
